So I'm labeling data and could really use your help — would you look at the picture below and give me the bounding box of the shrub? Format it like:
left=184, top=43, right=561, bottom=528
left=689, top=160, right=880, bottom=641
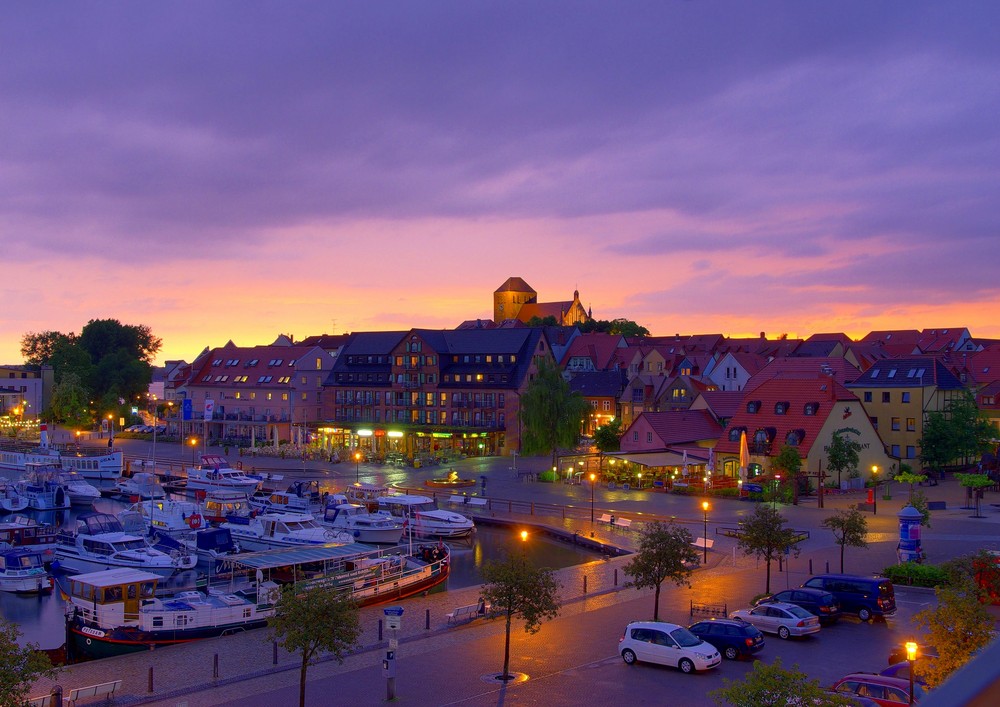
left=537, top=470, right=557, bottom=482
left=882, top=562, right=949, bottom=587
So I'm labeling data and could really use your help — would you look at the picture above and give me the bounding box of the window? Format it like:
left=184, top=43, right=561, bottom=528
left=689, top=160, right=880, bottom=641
left=746, top=400, right=760, bottom=414
left=902, top=392, right=911, bottom=403
left=804, top=402, right=818, bottom=416
left=864, top=391, right=872, bottom=403
left=603, top=400, right=611, bottom=411
left=887, top=369, right=896, bottom=379
left=646, top=432, right=653, bottom=443
left=882, top=392, right=891, bottom=403
left=891, top=444, right=900, bottom=457
left=906, top=417, right=916, bottom=432
left=891, top=417, right=901, bottom=431
left=632, top=431, right=638, bottom=442
left=785, top=429, right=803, bottom=446
left=774, top=402, right=788, bottom=415
left=906, top=446, right=916, bottom=459
left=870, top=416, right=878, bottom=430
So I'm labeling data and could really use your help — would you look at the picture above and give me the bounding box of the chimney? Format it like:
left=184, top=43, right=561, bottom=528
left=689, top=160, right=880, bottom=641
left=760, top=331, right=766, bottom=339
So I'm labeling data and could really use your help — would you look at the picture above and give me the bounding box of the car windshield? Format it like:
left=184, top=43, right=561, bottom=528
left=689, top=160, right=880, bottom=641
left=786, top=605, right=813, bottom=619
left=669, top=627, right=703, bottom=648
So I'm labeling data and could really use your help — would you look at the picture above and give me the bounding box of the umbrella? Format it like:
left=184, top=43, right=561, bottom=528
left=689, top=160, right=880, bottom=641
left=707, top=447, right=715, bottom=475
left=681, top=449, right=689, bottom=478
left=739, top=431, right=749, bottom=482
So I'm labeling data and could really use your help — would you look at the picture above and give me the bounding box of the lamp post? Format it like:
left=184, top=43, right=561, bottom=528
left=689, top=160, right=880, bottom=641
left=905, top=641, right=918, bottom=704
left=701, top=501, right=709, bottom=564
left=872, top=465, right=879, bottom=516
left=189, top=436, right=198, bottom=466
left=589, top=473, right=596, bottom=523
left=520, top=529, right=529, bottom=560
left=354, top=451, right=362, bottom=483
left=773, top=473, right=781, bottom=510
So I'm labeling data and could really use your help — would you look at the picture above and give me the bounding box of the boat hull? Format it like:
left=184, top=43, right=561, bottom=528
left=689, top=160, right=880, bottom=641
left=68, top=618, right=270, bottom=661
left=0, top=575, right=53, bottom=594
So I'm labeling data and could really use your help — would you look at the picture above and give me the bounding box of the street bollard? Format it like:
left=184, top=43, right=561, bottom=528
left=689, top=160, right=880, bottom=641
left=614, top=568, right=618, bottom=586
left=826, top=560, right=830, bottom=573
left=214, top=653, right=219, bottom=679
left=379, top=618, right=383, bottom=641
left=49, top=685, right=63, bottom=707
left=809, top=559, right=813, bottom=574
left=583, top=574, right=588, bottom=594
left=148, top=666, right=154, bottom=693
left=530, top=502, right=534, bottom=515
left=425, top=608, right=430, bottom=630
left=562, top=507, right=565, bottom=520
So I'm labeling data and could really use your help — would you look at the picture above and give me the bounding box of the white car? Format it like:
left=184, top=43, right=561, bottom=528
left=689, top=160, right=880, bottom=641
left=618, top=621, right=721, bottom=673
left=730, top=601, right=821, bottom=639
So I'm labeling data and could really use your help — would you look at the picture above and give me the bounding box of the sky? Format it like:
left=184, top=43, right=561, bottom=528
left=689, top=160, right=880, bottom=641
left=3, top=2, right=999, bottom=366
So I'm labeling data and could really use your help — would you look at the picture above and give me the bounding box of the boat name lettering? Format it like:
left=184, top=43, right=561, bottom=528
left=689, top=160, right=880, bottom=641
left=80, top=626, right=106, bottom=638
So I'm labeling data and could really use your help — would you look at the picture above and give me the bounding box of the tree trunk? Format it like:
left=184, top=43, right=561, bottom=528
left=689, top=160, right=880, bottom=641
left=765, top=558, right=772, bottom=594
left=653, top=583, right=661, bottom=621
left=502, top=612, right=512, bottom=679
left=299, top=653, right=308, bottom=707
left=840, top=542, right=845, bottom=573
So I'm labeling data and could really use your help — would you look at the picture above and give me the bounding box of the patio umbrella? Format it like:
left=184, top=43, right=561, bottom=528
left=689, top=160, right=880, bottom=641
left=707, top=447, right=715, bottom=475
left=681, top=449, right=689, bottom=478
left=739, top=431, right=749, bottom=483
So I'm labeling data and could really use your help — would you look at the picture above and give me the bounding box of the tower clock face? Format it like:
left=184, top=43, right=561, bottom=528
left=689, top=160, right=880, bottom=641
left=498, top=303, right=504, bottom=312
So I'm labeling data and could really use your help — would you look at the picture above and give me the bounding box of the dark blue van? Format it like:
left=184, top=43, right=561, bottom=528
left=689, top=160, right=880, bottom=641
left=801, top=574, right=896, bottom=621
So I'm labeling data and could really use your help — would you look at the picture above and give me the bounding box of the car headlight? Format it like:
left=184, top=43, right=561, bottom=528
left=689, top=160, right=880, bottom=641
left=696, top=652, right=714, bottom=660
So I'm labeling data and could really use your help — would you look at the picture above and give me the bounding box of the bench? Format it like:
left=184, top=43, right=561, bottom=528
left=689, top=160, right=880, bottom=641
left=612, top=517, right=632, bottom=531
left=446, top=602, right=490, bottom=625
left=68, top=680, right=122, bottom=706
left=692, top=537, right=714, bottom=550
left=28, top=695, right=54, bottom=707
left=448, top=495, right=465, bottom=504
left=597, top=513, right=613, bottom=524
left=690, top=601, right=728, bottom=617
left=927, top=500, right=947, bottom=510
left=466, top=497, right=488, bottom=507
left=718, top=527, right=742, bottom=538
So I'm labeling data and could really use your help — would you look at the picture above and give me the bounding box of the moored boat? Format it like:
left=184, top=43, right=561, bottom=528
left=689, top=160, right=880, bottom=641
left=54, top=470, right=102, bottom=507
left=0, top=431, right=123, bottom=481
left=0, top=544, right=54, bottom=594
left=54, top=513, right=197, bottom=577
left=201, top=489, right=253, bottom=524
left=186, top=455, right=261, bottom=493
left=249, top=480, right=324, bottom=515
left=344, top=482, right=393, bottom=511
left=64, top=568, right=278, bottom=661
left=15, top=464, right=70, bottom=511
left=376, top=494, right=475, bottom=539
left=221, top=512, right=351, bottom=551
left=0, top=515, right=59, bottom=559
left=109, top=472, right=166, bottom=501
left=0, top=480, right=29, bottom=513
left=320, top=495, right=405, bottom=544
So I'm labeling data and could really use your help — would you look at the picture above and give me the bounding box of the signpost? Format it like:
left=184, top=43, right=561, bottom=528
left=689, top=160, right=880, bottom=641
left=383, top=607, right=404, bottom=699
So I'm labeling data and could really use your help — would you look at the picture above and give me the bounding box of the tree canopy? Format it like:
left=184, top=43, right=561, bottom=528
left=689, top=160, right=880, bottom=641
left=826, top=428, right=861, bottom=485
left=710, top=657, right=853, bottom=706
left=822, top=508, right=869, bottom=573
left=519, top=358, right=589, bottom=468
left=772, top=444, right=804, bottom=503
left=914, top=582, right=995, bottom=688
left=623, top=520, right=699, bottom=620
left=920, top=390, right=995, bottom=471
left=737, top=505, right=802, bottom=594
left=593, top=418, right=622, bottom=453
left=0, top=617, right=53, bottom=707
left=578, top=318, right=650, bottom=337
left=481, top=551, right=561, bottom=680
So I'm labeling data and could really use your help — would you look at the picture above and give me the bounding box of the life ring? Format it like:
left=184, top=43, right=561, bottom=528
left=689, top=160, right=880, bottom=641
left=86, top=638, right=92, bottom=645
left=188, top=514, right=203, bottom=530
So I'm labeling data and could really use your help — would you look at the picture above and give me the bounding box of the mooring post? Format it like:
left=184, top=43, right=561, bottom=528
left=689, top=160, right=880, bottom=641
left=379, top=618, right=383, bottom=641
left=425, top=608, right=430, bottom=630
left=614, top=568, right=618, bottom=586
left=583, top=574, right=588, bottom=594
left=148, top=666, right=154, bottom=693
left=273, top=640, right=278, bottom=665
left=214, top=653, right=219, bottom=679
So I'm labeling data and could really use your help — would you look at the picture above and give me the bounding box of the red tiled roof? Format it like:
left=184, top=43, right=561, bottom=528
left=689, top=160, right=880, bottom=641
left=744, top=357, right=860, bottom=395
left=495, top=277, right=535, bottom=293
left=697, top=390, right=743, bottom=419
left=559, top=333, right=625, bottom=370
left=636, top=409, right=723, bottom=446
left=967, top=346, right=1000, bottom=386
left=517, top=301, right=571, bottom=321
left=861, top=330, right=921, bottom=347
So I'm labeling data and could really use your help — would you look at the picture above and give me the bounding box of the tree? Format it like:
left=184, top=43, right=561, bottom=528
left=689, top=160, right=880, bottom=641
left=593, top=418, right=622, bottom=453
left=623, top=521, right=700, bottom=621
left=20, top=330, right=74, bottom=368
left=710, top=656, right=853, bottom=706
left=47, top=371, right=92, bottom=428
left=269, top=585, right=362, bottom=707
left=914, top=582, right=995, bottom=688
left=519, top=358, right=589, bottom=470
left=737, top=505, right=802, bottom=594
left=578, top=318, right=650, bottom=337
left=822, top=509, right=869, bottom=573
left=525, top=315, right=559, bottom=327
left=956, top=473, right=995, bottom=518
left=920, top=390, right=996, bottom=470
left=772, top=444, right=804, bottom=504
left=480, top=551, right=561, bottom=681
left=826, top=428, right=861, bottom=486
left=0, top=617, right=53, bottom=707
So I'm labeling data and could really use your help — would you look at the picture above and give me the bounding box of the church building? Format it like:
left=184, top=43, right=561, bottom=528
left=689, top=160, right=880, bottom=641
left=493, top=277, right=591, bottom=326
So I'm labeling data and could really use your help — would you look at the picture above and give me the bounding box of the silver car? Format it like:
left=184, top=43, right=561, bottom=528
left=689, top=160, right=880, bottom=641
left=730, top=601, right=821, bottom=639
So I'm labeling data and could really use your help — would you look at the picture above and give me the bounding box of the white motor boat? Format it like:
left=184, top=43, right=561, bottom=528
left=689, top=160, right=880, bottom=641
left=112, top=472, right=167, bottom=501
left=376, top=494, right=475, bottom=539
left=15, top=465, right=70, bottom=511
left=54, top=470, right=101, bottom=507
left=54, top=513, right=196, bottom=578
left=0, top=545, right=53, bottom=594
left=321, top=495, right=404, bottom=544
left=0, top=481, right=29, bottom=513
left=249, top=480, right=323, bottom=515
left=222, top=512, right=351, bottom=551
left=122, top=499, right=206, bottom=536
left=201, top=490, right=253, bottom=524
left=186, top=455, right=261, bottom=493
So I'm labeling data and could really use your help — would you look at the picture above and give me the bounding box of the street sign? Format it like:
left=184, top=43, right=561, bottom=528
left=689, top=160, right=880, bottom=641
left=182, top=399, right=192, bottom=421
left=383, top=606, right=404, bottom=616
left=389, top=638, right=398, bottom=650
left=386, top=615, right=401, bottom=630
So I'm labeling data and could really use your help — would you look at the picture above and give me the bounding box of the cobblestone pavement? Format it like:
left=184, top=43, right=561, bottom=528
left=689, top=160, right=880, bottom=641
left=26, top=443, right=1000, bottom=704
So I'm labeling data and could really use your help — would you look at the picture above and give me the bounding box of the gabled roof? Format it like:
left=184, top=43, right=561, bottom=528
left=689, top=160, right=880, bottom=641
left=455, top=319, right=499, bottom=330
left=517, top=301, right=572, bottom=321
left=805, top=332, right=854, bottom=345
left=968, top=346, right=1000, bottom=386
left=559, top=333, right=626, bottom=370
left=714, top=375, right=859, bottom=457
left=633, top=409, right=723, bottom=446
left=791, top=338, right=845, bottom=358
left=845, top=356, right=964, bottom=390
left=918, top=328, right=971, bottom=353
left=297, top=333, right=352, bottom=350
left=568, top=370, right=628, bottom=398
left=338, top=331, right=408, bottom=356
left=861, top=330, right=921, bottom=347
left=495, top=277, right=535, bottom=294
left=623, top=374, right=673, bottom=399
left=744, top=357, right=860, bottom=395
left=695, top=390, right=744, bottom=419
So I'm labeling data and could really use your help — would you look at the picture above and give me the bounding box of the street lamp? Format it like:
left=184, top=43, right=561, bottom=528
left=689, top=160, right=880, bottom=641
left=773, top=473, right=781, bottom=510
left=189, top=436, right=198, bottom=465
left=872, top=465, right=879, bottom=516
left=520, top=529, right=529, bottom=560
left=354, top=451, right=362, bottom=483
left=589, top=472, right=596, bottom=523
left=905, top=641, right=918, bottom=704
left=701, top=501, right=709, bottom=564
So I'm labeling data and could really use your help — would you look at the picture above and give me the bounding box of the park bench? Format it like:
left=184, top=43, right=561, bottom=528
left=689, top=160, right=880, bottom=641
left=68, top=679, right=122, bottom=706
left=690, top=601, right=728, bottom=618
left=466, top=497, right=488, bottom=507
left=927, top=500, right=947, bottom=510
left=692, top=537, right=714, bottom=551
left=446, top=601, right=491, bottom=625
left=612, top=517, right=633, bottom=531
left=717, top=526, right=742, bottom=538
left=28, top=695, right=54, bottom=707
left=597, top=513, right=613, bottom=524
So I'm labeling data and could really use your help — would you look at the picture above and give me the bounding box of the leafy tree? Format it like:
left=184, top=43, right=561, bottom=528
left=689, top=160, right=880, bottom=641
left=956, top=473, right=995, bottom=518
left=710, top=656, right=853, bottom=706
left=519, top=358, right=589, bottom=469
left=822, top=509, right=869, bottom=573
left=623, top=521, right=699, bottom=621
left=525, top=315, right=559, bottom=327
left=737, top=505, right=802, bottom=594
left=269, top=584, right=361, bottom=707
left=480, top=551, right=561, bottom=681
left=47, top=371, right=92, bottom=428
left=593, top=418, right=622, bottom=453
left=826, top=428, right=861, bottom=485
left=0, top=617, right=54, bottom=707
left=914, top=582, right=995, bottom=688
left=772, top=444, right=804, bottom=504
left=578, top=318, right=650, bottom=337
left=20, top=330, right=74, bottom=369
left=920, top=390, right=995, bottom=470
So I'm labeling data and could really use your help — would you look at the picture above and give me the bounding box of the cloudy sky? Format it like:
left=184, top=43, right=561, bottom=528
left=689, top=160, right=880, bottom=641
left=3, top=2, right=998, bottom=365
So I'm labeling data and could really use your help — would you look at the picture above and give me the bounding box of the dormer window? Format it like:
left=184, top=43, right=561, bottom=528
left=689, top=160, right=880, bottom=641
left=785, top=429, right=805, bottom=446
left=728, top=426, right=746, bottom=442
left=774, top=402, right=789, bottom=415
left=746, top=400, right=761, bottom=414
left=804, top=402, right=819, bottom=416
left=887, top=369, right=897, bottom=379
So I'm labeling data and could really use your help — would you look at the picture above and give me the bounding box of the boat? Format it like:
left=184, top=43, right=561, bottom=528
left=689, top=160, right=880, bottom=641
left=109, top=472, right=166, bottom=501
left=376, top=494, right=475, bottom=539
left=221, top=512, right=352, bottom=552
left=64, top=568, right=278, bottom=661
left=186, top=455, right=261, bottom=493
left=223, top=540, right=450, bottom=608
left=0, top=427, right=123, bottom=481
left=201, top=489, right=253, bottom=524
left=118, top=503, right=242, bottom=571
left=249, top=480, right=323, bottom=515
left=53, top=470, right=102, bottom=507
left=15, top=464, right=70, bottom=511
left=344, top=482, right=393, bottom=511
left=0, top=480, right=29, bottom=513
left=320, top=495, right=405, bottom=544
left=0, top=515, right=60, bottom=559
left=0, top=544, right=54, bottom=594
left=54, top=513, right=197, bottom=578
left=148, top=527, right=242, bottom=573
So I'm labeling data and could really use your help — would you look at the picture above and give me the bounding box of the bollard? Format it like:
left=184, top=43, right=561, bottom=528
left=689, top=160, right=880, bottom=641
left=562, top=507, right=565, bottom=520
left=148, top=666, right=154, bottom=693
left=508, top=501, right=512, bottom=513
left=425, top=608, right=430, bottom=630
left=778, top=555, right=783, bottom=572
left=583, top=574, right=588, bottom=594
left=379, top=618, right=383, bottom=641
left=614, top=568, right=618, bottom=586
left=49, top=685, right=63, bottom=707
left=273, top=640, right=278, bottom=665
left=809, top=558, right=813, bottom=574
left=214, top=653, right=219, bottom=679
left=826, top=560, right=830, bottom=573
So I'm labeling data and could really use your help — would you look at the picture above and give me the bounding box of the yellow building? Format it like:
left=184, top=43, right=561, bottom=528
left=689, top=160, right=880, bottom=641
left=493, top=277, right=591, bottom=326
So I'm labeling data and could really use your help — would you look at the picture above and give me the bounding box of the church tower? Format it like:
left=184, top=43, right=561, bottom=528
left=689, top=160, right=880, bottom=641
left=493, top=277, right=537, bottom=322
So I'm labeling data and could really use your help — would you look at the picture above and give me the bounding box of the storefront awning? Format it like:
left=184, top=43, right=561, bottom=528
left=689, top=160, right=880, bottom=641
left=606, top=450, right=709, bottom=468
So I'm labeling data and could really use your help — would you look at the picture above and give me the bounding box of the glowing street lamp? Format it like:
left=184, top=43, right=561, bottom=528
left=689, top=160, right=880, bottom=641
left=872, top=465, right=879, bottom=515
left=189, top=436, right=198, bottom=465
left=354, top=451, right=362, bottom=483
left=589, top=473, right=596, bottom=523
left=701, top=500, right=710, bottom=564
left=905, top=641, right=918, bottom=704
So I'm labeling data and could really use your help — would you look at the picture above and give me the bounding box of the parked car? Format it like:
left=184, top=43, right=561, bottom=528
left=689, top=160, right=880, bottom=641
left=755, top=588, right=842, bottom=625
left=831, top=672, right=924, bottom=705
left=802, top=574, right=896, bottom=621
left=688, top=617, right=765, bottom=660
left=880, top=662, right=928, bottom=686
left=618, top=621, right=721, bottom=673
left=730, top=602, right=821, bottom=639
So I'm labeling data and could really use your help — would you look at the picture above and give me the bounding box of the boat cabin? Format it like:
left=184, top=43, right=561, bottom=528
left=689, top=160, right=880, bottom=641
left=68, top=568, right=160, bottom=623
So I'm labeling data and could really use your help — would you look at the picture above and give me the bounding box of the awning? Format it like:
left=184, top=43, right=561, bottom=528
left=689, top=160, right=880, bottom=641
left=222, top=542, right=382, bottom=571
left=606, top=450, right=709, bottom=468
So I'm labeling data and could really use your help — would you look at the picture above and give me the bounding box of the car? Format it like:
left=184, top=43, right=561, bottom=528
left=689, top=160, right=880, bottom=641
left=688, top=617, right=765, bottom=660
left=880, top=662, right=928, bottom=686
left=618, top=621, right=721, bottom=673
left=755, top=588, right=842, bottom=625
left=729, top=601, right=821, bottom=639
left=831, top=672, right=925, bottom=705
left=802, top=574, right=896, bottom=621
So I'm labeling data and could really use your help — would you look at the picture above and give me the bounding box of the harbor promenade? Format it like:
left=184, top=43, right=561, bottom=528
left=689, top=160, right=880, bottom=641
left=26, top=443, right=1000, bottom=705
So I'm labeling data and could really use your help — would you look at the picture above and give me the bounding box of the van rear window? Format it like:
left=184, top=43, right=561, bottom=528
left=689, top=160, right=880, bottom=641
left=878, top=582, right=894, bottom=597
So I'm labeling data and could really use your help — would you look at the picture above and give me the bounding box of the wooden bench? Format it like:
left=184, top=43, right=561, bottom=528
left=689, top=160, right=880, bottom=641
left=597, top=513, right=613, bottom=524
left=446, top=602, right=491, bottom=625
left=692, top=537, right=714, bottom=550
left=466, top=497, right=487, bottom=507
left=28, top=695, right=54, bottom=707
left=717, top=526, right=742, bottom=538
left=690, top=601, right=728, bottom=617
left=612, top=517, right=632, bottom=531
left=68, top=680, right=122, bottom=706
